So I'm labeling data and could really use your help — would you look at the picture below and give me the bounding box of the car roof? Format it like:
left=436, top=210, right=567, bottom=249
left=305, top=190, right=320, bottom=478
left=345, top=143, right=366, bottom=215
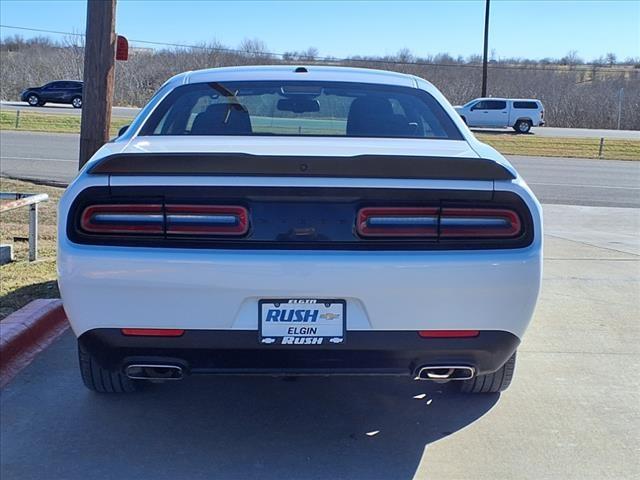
left=472, top=97, right=540, bottom=102
left=175, top=65, right=420, bottom=88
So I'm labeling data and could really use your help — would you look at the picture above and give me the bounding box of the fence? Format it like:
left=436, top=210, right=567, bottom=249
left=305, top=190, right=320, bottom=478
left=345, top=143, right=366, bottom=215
left=0, top=192, right=49, bottom=261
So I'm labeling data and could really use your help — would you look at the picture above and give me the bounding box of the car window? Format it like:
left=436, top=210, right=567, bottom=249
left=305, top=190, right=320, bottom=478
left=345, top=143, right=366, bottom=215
left=140, top=81, right=464, bottom=140
left=484, top=100, right=507, bottom=110
left=513, top=101, right=539, bottom=109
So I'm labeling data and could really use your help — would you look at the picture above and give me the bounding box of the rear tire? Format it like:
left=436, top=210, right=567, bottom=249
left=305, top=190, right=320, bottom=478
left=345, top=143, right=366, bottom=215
left=78, top=340, right=137, bottom=393
left=71, top=96, right=82, bottom=108
left=513, top=120, right=531, bottom=134
left=460, top=352, right=516, bottom=394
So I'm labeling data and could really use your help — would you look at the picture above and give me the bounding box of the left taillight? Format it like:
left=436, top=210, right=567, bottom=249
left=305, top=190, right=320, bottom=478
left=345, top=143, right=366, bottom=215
left=165, top=205, right=248, bottom=236
left=80, top=204, right=249, bottom=236
left=80, top=204, right=164, bottom=234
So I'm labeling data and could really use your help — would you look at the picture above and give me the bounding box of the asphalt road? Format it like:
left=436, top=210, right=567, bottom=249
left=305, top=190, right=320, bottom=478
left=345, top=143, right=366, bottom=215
left=2, top=101, right=639, bottom=140
left=2, top=204, right=638, bottom=479
left=1, top=130, right=639, bottom=207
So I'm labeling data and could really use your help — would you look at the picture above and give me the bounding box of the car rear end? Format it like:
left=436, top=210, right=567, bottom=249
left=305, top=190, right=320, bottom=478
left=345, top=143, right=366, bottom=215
left=58, top=67, right=542, bottom=392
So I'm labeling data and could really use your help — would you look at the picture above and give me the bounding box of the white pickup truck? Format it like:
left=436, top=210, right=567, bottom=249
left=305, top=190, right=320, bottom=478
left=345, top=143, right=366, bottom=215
left=454, top=98, right=545, bottom=133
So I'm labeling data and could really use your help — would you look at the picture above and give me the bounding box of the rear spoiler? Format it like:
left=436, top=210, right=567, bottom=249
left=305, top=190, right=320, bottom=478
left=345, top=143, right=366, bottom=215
left=88, top=153, right=516, bottom=181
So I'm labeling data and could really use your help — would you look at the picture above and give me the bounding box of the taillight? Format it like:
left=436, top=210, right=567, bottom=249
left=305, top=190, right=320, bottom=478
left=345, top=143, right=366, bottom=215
left=80, top=204, right=249, bottom=236
left=165, top=205, right=248, bottom=235
left=357, top=207, right=438, bottom=237
left=356, top=207, right=522, bottom=239
left=440, top=208, right=521, bottom=238
left=80, top=204, right=164, bottom=234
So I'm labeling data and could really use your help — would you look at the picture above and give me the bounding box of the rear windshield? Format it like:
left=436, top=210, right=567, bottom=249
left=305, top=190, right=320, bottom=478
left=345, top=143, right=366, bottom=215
left=140, top=81, right=463, bottom=140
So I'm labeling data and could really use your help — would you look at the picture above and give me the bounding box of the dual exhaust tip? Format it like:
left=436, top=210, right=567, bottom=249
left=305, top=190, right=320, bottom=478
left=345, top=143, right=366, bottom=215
left=126, top=364, right=184, bottom=381
left=414, top=366, right=475, bottom=381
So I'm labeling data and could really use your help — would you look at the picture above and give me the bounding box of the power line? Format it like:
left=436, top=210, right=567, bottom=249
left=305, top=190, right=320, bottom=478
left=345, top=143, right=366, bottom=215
left=1, top=23, right=636, bottom=74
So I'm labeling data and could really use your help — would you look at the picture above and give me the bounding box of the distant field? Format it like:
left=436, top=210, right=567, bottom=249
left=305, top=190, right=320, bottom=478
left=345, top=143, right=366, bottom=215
left=474, top=134, right=640, bottom=161
left=1, top=110, right=638, bottom=160
left=0, top=110, right=129, bottom=136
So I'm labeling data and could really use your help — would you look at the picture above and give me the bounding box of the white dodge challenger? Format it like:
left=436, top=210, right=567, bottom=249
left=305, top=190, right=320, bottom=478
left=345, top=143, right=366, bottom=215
left=58, top=66, right=542, bottom=394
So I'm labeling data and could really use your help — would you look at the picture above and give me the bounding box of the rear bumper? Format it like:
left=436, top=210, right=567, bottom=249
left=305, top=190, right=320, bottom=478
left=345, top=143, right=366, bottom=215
left=79, top=329, right=520, bottom=377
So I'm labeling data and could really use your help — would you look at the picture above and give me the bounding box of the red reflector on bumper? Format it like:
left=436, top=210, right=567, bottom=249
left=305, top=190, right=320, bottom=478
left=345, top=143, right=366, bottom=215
left=121, top=328, right=185, bottom=337
left=418, top=330, right=480, bottom=338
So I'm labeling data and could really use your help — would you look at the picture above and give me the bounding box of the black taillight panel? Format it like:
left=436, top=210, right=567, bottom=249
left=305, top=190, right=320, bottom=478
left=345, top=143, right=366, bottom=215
left=68, top=186, right=533, bottom=250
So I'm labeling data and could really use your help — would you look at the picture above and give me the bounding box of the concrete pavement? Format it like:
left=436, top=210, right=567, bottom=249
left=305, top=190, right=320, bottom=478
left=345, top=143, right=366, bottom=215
left=1, top=203, right=638, bottom=479
left=1, top=130, right=639, bottom=207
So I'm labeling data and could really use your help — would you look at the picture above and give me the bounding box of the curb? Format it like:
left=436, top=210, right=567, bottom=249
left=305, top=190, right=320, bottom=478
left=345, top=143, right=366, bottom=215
left=0, top=299, right=69, bottom=388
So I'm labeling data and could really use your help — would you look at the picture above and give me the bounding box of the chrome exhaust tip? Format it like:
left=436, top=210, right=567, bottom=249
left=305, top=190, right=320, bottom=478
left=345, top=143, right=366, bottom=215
left=415, top=366, right=475, bottom=381
left=125, top=364, right=184, bottom=381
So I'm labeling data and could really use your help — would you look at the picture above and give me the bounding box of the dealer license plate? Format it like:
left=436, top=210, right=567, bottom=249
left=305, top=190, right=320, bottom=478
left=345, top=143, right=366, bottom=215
left=259, top=299, right=346, bottom=346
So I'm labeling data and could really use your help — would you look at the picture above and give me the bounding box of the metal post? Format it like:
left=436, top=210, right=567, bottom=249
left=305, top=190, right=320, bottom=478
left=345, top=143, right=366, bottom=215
left=616, top=88, right=624, bottom=130
left=28, top=203, right=38, bottom=261
left=598, top=137, right=605, bottom=159
left=15, top=110, right=20, bottom=129
left=481, top=0, right=491, bottom=97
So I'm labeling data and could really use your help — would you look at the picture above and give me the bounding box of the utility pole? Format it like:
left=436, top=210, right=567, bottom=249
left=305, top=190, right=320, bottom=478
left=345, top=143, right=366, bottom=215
left=616, top=87, right=624, bottom=130
left=481, top=0, right=491, bottom=97
left=79, top=0, right=117, bottom=168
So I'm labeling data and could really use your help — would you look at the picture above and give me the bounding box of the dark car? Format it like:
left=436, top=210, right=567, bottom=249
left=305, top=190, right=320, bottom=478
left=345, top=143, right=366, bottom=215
left=20, top=80, right=83, bottom=108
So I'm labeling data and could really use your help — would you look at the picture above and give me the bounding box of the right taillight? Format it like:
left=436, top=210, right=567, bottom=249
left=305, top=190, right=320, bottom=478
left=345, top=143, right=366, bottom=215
left=357, top=207, right=438, bottom=238
left=440, top=208, right=521, bottom=238
left=356, top=206, right=522, bottom=240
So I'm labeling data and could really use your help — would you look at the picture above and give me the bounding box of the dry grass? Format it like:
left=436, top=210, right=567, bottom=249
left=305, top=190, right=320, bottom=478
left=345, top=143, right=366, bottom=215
left=475, top=133, right=640, bottom=161
left=0, top=177, right=64, bottom=319
left=0, top=110, right=129, bottom=136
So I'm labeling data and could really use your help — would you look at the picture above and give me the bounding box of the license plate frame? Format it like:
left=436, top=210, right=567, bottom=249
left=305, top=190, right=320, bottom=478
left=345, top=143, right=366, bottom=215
left=258, top=298, right=346, bottom=346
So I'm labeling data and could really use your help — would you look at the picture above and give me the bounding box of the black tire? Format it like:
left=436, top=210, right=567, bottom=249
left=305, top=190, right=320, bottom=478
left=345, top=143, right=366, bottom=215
left=71, top=96, right=82, bottom=108
left=37, top=101, right=46, bottom=107
left=514, top=119, right=532, bottom=134
left=460, top=352, right=516, bottom=394
left=78, top=340, right=137, bottom=393
left=26, top=93, right=40, bottom=106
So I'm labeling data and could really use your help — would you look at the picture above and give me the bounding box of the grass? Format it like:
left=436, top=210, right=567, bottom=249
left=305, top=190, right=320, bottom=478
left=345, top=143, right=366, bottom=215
left=0, top=177, right=63, bottom=319
left=475, top=133, right=640, bottom=161
left=1, top=110, right=639, bottom=160
left=0, top=110, right=129, bottom=136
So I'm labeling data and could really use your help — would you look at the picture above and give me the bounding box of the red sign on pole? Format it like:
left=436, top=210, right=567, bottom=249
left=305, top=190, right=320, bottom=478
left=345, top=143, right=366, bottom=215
left=116, top=35, right=129, bottom=61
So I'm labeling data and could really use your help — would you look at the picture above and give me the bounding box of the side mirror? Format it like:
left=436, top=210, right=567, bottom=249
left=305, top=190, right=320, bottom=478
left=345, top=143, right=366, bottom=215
left=118, top=125, right=130, bottom=137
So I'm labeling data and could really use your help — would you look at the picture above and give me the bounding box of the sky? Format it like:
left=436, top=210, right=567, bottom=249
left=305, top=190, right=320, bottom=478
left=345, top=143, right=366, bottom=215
left=1, top=0, right=638, bottom=61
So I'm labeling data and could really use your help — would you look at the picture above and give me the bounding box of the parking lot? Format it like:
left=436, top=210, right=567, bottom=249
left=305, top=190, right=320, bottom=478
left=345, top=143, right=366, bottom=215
left=2, top=202, right=638, bottom=479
